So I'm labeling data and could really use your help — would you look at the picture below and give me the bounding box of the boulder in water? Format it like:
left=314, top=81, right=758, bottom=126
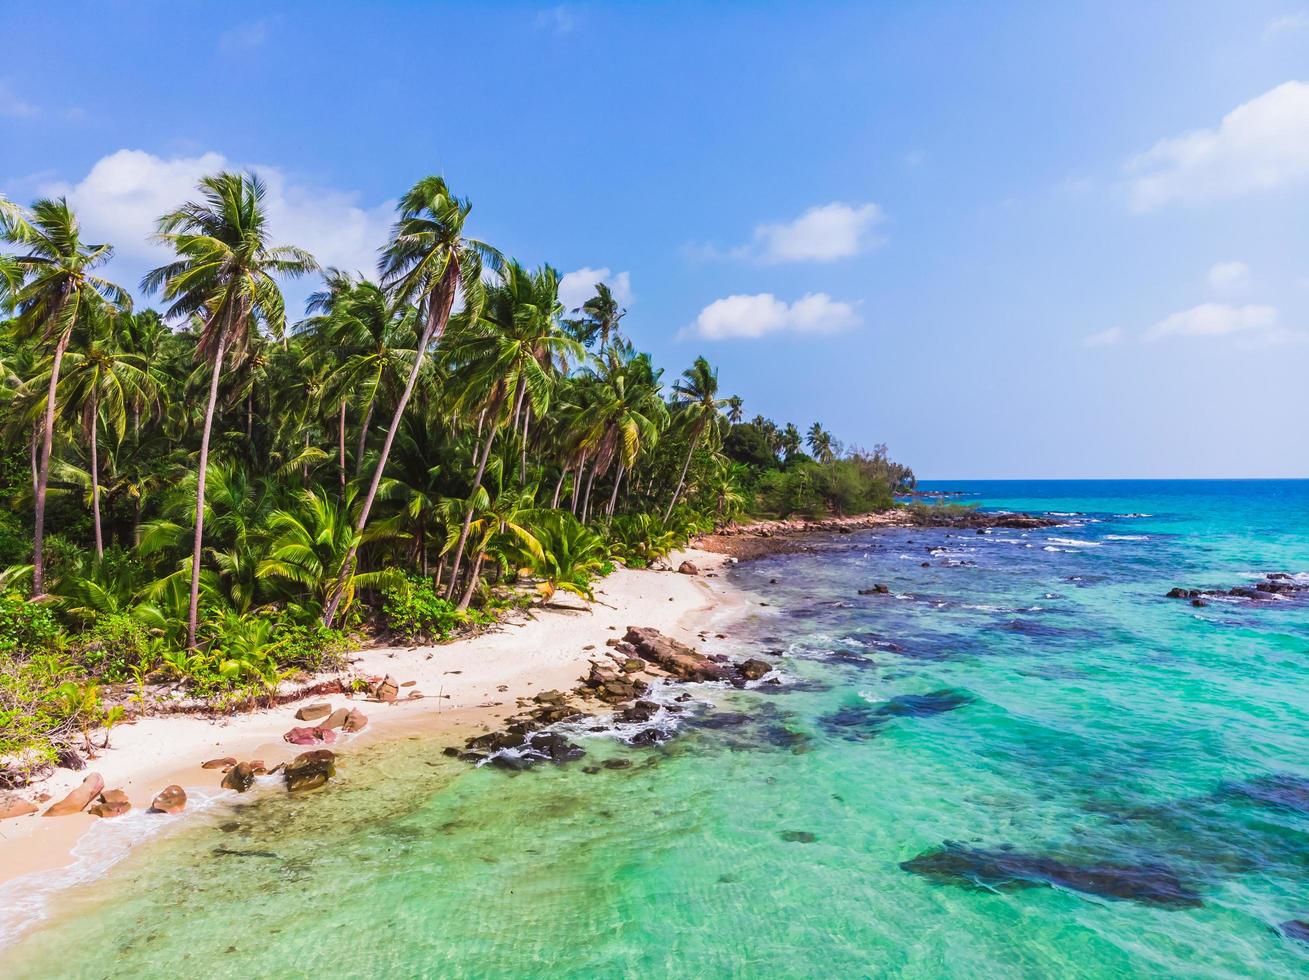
left=150, top=785, right=187, bottom=814
left=284, top=750, right=336, bottom=792
left=43, top=773, right=104, bottom=816
left=739, top=658, right=773, bottom=681
left=221, top=761, right=259, bottom=793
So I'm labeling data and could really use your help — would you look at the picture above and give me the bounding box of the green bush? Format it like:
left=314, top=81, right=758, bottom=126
left=381, top=577, right=467, bottom=642
left=74, top=613, right=158, bottom=682
left=0, top=650, right=103, bottom=779
left=0, top=592, right=64, bottom=658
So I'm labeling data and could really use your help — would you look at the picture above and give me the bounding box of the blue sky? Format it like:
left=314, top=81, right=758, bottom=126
left=3, top=1, right=1308, bottom=478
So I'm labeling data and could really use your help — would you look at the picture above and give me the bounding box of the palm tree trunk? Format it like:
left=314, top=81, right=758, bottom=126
left=32, top=326, right=73, bottom=596
left=90, top=391, right=103, bottom=560
left=337, top=398, right=347, bottom=496
left=606, top=462, right=626, bottom=517
left=570, top=454, right=588, bottom=514
left=323, top=255, right=460, bottom=628
left=458, top=550, right=485, bottom=611
left=663, top=431, right=700, bottom=523
left=520, top=405, right=530, bottom=484
left=188, top=332, right=230, bottom=649
left=354, top=398, right=375, bottom=478
left=581, top=468, right=597, bottom=523
left=246, top=389, right=253, bottom=439
left=445, top=421, right=498, bottom=600
left=551, top=468, right=566, bottom=509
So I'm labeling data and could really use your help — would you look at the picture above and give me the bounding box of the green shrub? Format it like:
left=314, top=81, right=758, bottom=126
left=0, top=592, right=64, bottom=658
left=74, top=613, right=158, bottom=682
left=0, top=651, right=103, bottom=779
left=381, top=577, right=467, bottom=642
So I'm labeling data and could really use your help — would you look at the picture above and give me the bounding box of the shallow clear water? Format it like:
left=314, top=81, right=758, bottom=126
left=4, top=480, right=1309, bottom=977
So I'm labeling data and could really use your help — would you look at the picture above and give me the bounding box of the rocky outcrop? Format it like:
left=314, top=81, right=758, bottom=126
left=221, top=761, right=259, bottom=793
left=43, top=773, right=104, bottom=816
left=150, top=785, right=187, bottom=814
left=284, top=750, right=335, bottom=792
left=283, top=726, right=338, bottom=746
left=1, top=793, right=38, bottom=820
left=623, top=627, right=736, bottom=684
left=1165, top=574, right=1307, bottom=605
left=342, top=708, right=368, bottom=733
left=739, top=659, right=773, bottom=681
left=89, top=789, right=131, bottom=818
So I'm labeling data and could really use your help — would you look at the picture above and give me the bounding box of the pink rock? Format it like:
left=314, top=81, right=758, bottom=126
left=282, top=726, right=338, bottom=746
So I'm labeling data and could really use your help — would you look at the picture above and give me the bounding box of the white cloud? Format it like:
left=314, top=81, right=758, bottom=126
left=1082, top=326, right=1125, bottom=347
left=687, top=292, right=861, bottom=340
left=690, top=202, right=886, bottom=263
left=218, top=20, right=270, bottom=53
left=1127, top=81, right=1309, bottom=211
left=536, top=5, right=577, bottom=34
left=1143, top=302, right=1283, bottom=341
left=1266, top=12, right=1309, bottom=36
left=42, top=149, right=393, bottom=280
left=0, top=81, right=39, bottom=118
left=559, top=267, right=632, bottom=312
left=1207, top=260, right=1251, bottom=291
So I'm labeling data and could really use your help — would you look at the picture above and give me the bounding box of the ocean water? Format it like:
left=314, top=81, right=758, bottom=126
left=4, top=479, right=1309, bottom=977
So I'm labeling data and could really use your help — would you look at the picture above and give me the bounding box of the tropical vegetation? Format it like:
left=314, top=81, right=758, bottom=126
left=0, top=174, right=913, bottom=783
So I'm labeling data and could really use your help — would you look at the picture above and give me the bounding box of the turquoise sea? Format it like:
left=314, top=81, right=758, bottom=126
left=3, top=479, right=1309, bottom=977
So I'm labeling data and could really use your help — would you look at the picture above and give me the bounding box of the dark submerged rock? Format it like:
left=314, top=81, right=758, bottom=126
left=901, top=843, right=1203, bottom=908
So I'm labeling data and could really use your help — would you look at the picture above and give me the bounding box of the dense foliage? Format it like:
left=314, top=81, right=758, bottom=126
left=0, top=177, right=912, bottom=780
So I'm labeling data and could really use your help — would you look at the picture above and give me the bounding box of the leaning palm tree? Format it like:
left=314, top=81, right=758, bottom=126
left=320, top=176, right=499, bottom=628
left=3, top=198, right=130, bottom=595
left=663, top=356, right=727, bottom=521
left=143, top=171, right=317, bottom=649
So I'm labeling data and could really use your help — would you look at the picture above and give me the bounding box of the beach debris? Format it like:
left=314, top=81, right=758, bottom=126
left=201, top=756, right=237, bottom=770
left=89, top=789, right=132, bottom=818
left=221, top=761, right=259, bottom=793
left=42, top=773, right=104, bottom=816
left=342, top=708, right=369, bottom=732
left=150, top=785, right=187, bottom=814
left=900, top=843, right=1203, bottom=908
left=283, top=725, right=338, bottom=746
left=0, top=793, right=38, bottom=820
left=294, top=702, right=333, bottom=722
left=374, top=675, right=399, bottom=702
left=678, top=560, right=699, bottom=575
left=284, top=750, right=336, bottom=792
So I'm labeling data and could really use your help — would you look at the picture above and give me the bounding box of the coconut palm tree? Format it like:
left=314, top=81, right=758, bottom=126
left=780, top=422, right=802, bottom=461
left=566, top=281, right=626, bottom=353
left=578, top=344, right=667, bottom=518
left=143, top=171, right=317, bottom=649
left=663, top=356, right=727, bottom=521
left=725, top=395, right=744, bottom=425
left=54, top=308, right=156, bottom=558
left=806, top=422, right=834, bottom=464
left=3, top=198, right=131, bottom=595
left=440, top=262, right=580, bottom=599
left=321, top=176, right=499, bottom=628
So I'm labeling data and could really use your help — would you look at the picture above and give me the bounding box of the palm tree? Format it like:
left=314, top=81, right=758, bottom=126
left=3, top=198, right=130, bottom=595
left=440, top=261, right=579, bottom=599
left=320, top=176, right=499, bottom=628
left=579, top=344, right=666, bottom=518
left=566, top=281, right=626, bottom=353
left=663, top=356, right=727, bottom=522
left=780, top=422, right=802, bottom=461
left=725, top=395, right=744, bottom=425
left=55, top=308, right=156, bottom=558
left=143, top=171, right=317, bottom=649
left=807, top=422, right=834, bottom=464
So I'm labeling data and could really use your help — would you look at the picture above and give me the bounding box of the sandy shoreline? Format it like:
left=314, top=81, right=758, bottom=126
left=0, top=547, right=745, bottom=936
